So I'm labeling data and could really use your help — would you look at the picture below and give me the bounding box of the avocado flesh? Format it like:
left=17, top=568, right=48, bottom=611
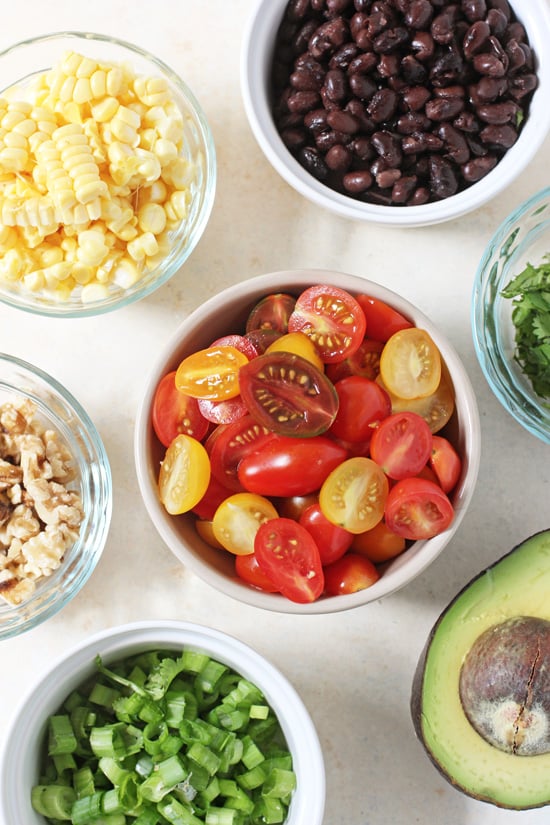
left=412, top=529, right=550, bottom=810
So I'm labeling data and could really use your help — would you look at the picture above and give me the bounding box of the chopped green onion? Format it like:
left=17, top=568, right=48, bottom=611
left=48, top=715, right=78, bottom=756
left=31, top=784, right=76, bottom=820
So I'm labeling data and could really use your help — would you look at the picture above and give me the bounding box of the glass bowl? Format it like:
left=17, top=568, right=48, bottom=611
left=0, top=32, right=216, bottom=317
left=241, top=0, right=550, bottom=227
left=134, top=269, right=481, bottom=615
left=0, top=620, right=325, bottom=825
left=0, top=353, right=112, bottom=638
left=472, top=186, right=550, bottom=444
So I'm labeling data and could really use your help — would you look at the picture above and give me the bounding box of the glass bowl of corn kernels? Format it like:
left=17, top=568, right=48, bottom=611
left=0, top=32, right=216, bottom=317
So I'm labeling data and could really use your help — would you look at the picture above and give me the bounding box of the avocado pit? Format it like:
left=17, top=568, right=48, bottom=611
left=459, top=616, right=550, bottom=756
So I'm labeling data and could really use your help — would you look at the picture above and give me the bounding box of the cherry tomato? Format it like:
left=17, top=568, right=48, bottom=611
left=210, top=334, right=259, bottom=360
left=356, top=295, right=413, bottom=342
left=239, top=351, right=339, bottom=437
left=323, top=553, right=380, bottom=596
left=288, top=285, right=367, bottom=363
left=152, top=371, right=209, bottom=448
left=351, top=519, right=406, bottom=563
left=384, top=477, right=454, bottom=540
left=246, top=293, right=296, bottom=333
left=276, top=493, right=318, bottom=521
left=237, top=433, right=348, bottom=497
left=192, top=474, right=233, bottom=520
left=175, top=346, right=249, bottom=401
left=195, top=520, right=225, bottom=549
left=254, top=518, right=324, bottom=603
left=158, top=434, right=210, bottom=515
left=379, top=328, right=441, bottom=400
left=266, top=331, right=324, bottom=371
left=244, top=328, right=283, bottom=354
left=198, top=395, right=248, bottom=425
left=429, top=435, right=462, bottom=493
left=319, top=456, right=388, bottom=534
left=329, top=376, right=391, bottom=443
left=377, top=366, right=455, bottom=434
left=325, top=338, right=383, bottom=383
left=369, top=411, right=433, bottom=480
left=235, top=553, right=279, bottom=593
left=212, top=492, right=278, bottom=555
left=299, top=503, right=353, bottom=565
left=209, top=415, right=271, bottom=492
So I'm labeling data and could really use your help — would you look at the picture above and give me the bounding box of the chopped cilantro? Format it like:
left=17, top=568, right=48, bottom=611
left=501, top=255, right=550, bottom=399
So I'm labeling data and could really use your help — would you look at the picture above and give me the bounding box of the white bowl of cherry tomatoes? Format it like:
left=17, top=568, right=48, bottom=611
left=134, top=270, right=480, bottom=614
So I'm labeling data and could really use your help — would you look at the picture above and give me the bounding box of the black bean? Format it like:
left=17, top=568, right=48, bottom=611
left=401, top=85, right=432, bottom=111
left=472, top=53, right=506, bottom=77
left=461, top=154, right=497, bottom=181
left=508, top=73, right=537, bottom=100
left=429, top=155, right=459, bottom=198
left=476, top=100, right=519, bottom=124
left=327, top=109, right=361, bottom=133
left=367, top=88, right=398, bottom=122
left=329, top=42, right=360, bottom=69
left=371, top=130, right=403, bottom=166
left=286, top=0, right=311, bottom=22
left=287, top=91, right=322, bottom=113
left=397, top=112, right=432, bottom=133
left=437, top=123, right=470, bottom=162
left=342, top=169, right=373, bottom=192
left=392, top=175, right=418, bottom=203
left=347, top=52, right=378, bottom=74
left=469, top=76, right=508, bottom=105
left=411, top=31, right=435, bottom=61
left=350, top=135, right=375, bottom=160
left=425, top=96, right=464, bottom=121
left=401, top=55, right=428, bottom=84
left=309, top=18, right=349, bottom=59
left=431, top=7, right=459, bottom=45
left=463, top=20, right=491, bottom=58
left=376, top=167, right=402, bottom=188
left=461, top=0, right=487, bottom=23
left=408, top=186, right=431, bottom=205
left=304, top=108, right=329, bottom=132
left=325, top=143, right=354, bottom=170
left=486, top=8, right=508, bottom=37
left=349, top=72, right=378, bottom=100
left=405, top=1, right=433, bottom=30
left=480, top=123, right=518, bottom=147
left=327, top=0, right=354, bottom=15
left=315, top=129, right=351, bottom=150
left=290, top=67, right=324, bottom=92
left=299, top=146, right=330, bottom=180
left=345, top=99, right=376, bottom=131
left=324, top=69, right=349, bottom=102
left=377, top=54, right=400, bottom=77
left=281, top=127, right=308, bottom=151
left=372, top=26, right=410, bottom=53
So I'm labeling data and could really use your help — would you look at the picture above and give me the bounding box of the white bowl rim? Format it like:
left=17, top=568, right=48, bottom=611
left=240, top=0, right=550, bottom=227
left=134, top=269, right=481, bottom=615
left=0, top=619, right=326, bottom=825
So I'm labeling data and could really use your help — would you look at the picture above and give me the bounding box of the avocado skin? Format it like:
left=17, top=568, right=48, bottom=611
left=410, top=529, right=550, bottom=810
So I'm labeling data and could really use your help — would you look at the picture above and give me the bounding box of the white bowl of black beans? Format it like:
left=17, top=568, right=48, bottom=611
left=241, top=0, right=550, bottom=227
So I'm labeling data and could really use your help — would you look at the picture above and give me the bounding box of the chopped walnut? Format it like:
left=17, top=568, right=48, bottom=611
left=0, top=398, right=84, bottom=606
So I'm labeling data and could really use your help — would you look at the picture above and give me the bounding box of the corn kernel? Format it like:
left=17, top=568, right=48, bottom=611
left=73, top=77, right=92, bottom=105
left=59, top=76, right=77, bottom=103
left=81, top=282, right=109, bottom=302
left=76, top=56, right=97, bottom=79
left=60, top=50, right=83, bottom=76
left=137, top=201, right=166, bottom=235
left=23, top=270, right=46, bottom=292
left=106, top=66, right=124, bottom=97
left=162, top=157, right=193, bottom=189
left=90, top=69, right=107, bottom=99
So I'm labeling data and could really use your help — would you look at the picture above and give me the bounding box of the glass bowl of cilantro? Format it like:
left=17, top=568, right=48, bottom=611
left=0, top=620, right=325, bottom=825
left=472, top=186, right=550, bottom=444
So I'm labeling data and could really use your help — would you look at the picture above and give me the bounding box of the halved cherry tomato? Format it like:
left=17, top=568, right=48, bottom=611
left=379, top=328, right=441, bottom=400
left=325, top=338, right=383, bottom=383
left=384, top=477, right=454, bottom=540
left=237, top=433, right=347, bottom=497
left=254, top=518, right=324, bottom=603
left=210, top=334, right=259, bottom=360
left=246, top=293, right=296, bottom=333
left=276, top=493, right=318, bottom=521
left=351, top=519, right=406, bottom=563
left=299, top=503, right=353, bottom=565
left=152, top=371, right=209, bottom=448
left=329, top=376, right=391, bottom=443
left=209, top=415, right=271, bottom=492
left=212, top=492, right=278, bottom=555
left=266, top=331, right=324, bottom=371
left=429, top=435, right=462, bottom=493
left=192, top=474, right=233, bottom=520
left=288, top=285, right=367, bottom=363
left=175, top=346, right=249, bottom=401
left=319, top=456, right=388, bottom=534
left=239, top=351, right=339, bottom=437
left=198, top=395, right=248, bottom=425
left=377, top=365, right=455, bottom=434
left=356, top=295, right=413, bottom=342
left=369, top=411, right=433, bottom=480
left=245, top=328, right=283, bottom=354
left=235, top=553, right=279, bottom=593
left=158, top=434, right=210, bottom=515
left=195, top=520, right=225, bottom=549
left=323, top=552, right=380, bottom=596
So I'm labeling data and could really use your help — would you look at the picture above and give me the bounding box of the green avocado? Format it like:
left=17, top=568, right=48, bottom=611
left=411, top=529, right=550, bottom=810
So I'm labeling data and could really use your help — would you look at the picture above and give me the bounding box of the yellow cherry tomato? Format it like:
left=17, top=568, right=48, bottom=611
left=379, top=328, right=441, bottom=400
left=212, top=492, right=278, bottom=555
left=158, top=434, right=210, bottom=515
left=266, top=331, right=324, bottom=372
left=319, top=456, right=388, bottom=534
left=175, top=346, right=249, bottom=401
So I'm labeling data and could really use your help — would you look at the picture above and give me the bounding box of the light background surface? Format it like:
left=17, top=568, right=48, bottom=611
left=1, top=3, right=549, bottom=823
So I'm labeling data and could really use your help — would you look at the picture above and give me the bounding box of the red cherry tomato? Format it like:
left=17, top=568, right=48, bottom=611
left=198, top=395, right=248, bottom=425
left=238, top=351, right=339, bottom=437
left=210, top=334, right=259, bottom=360
left=355, top=294, right=413, bottom=342
left=299, top=503, right=353, bottom=565
left=329, top=376, right=391, bottom=443
left=246, top=293, right=296, bottom=333
left=209, top=415, right=271, bottom=492
left=288, top=285, right=367, bottom=363
left=254, top=518, right=325, bottom=603
left=235, top=553, right=279, bottom=593
left=384, top=477, right=454, bottom=540
left=192, top=474, right=233, bottom=520
left=244, top=328, right=283, bottom=354
left=323, top=553, right=380, bottom=596
left=369, top=411, right=433, bottom=480
left=237, top=433, right=348, bottom=497
left=351, top=519, right=407, bottom=563
left=325, top=338, right=383, bottom=383
left=429, top=435, right=462, bottom=493
left=152, top=371, right=209, bottom=448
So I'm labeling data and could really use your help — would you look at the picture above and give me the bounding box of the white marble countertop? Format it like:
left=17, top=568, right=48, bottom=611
left=1, top=2, right=550, bottom=823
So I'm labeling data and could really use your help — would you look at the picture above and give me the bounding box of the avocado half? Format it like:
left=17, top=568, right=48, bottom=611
left=411, top=529, right=550, bottom=810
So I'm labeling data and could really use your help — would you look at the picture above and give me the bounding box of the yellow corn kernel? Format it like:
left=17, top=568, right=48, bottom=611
left=134, top=75, right=171, bottom=107
left=23, top=269, right=46, bottom=292
left=90, top=96, right=119, bottom=123
left=115, top=222, right=138, bottom=242
left=153, top=137, right=178, bottom=165
left=71, top=262, right=94, bottom=285
left=62, top=102, right=84, bottom=124
left=76, top=56, right=97, bottom=79
left=127, top=231, right=159, bottom=261
left=133, top=149, right=161, bottom=183
left=137, top=201, right=166, bottom=235
left=86, top=199, right=102, bottom=221
left=139, top=127, right=157, bottom=151
left=81, top=282, right=109, bottom=302
left=112, top=255, right=140, bottom=288
left=59, top=75, right=77, bottom=103
left=2, top=109, right=26, bottom=129
left=72, top=77, right=92, bottom=105
left=106, top=66, right=124, bottom=97
left=60, top=236, right=78, bottom=260
left=166, top=189, right=189, bottom=222
left=90, top=69, right=107, bottom=99
left=141, top=179, right=168, bottom=204
left=0, top=248, right=24, bottom=280
left=40, top=245, right=64, bottom=267
left=13, top=118, right=36, bottom=138
left=162, top=157, right=193, bottom=189
left=60, top=50, right=83, bottom=76
left=4, top=131, right=28, bottom=150
left=0, top=146, right=29, bottom=172
left=76, top=228, right=109, bottom=267
left=43, top=261, right=73, bottom=283
left=0, top=225, right=18, bottom=249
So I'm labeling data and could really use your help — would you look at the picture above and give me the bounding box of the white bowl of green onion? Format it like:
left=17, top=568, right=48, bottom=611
left=0, top=620, right=325, bottom=825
